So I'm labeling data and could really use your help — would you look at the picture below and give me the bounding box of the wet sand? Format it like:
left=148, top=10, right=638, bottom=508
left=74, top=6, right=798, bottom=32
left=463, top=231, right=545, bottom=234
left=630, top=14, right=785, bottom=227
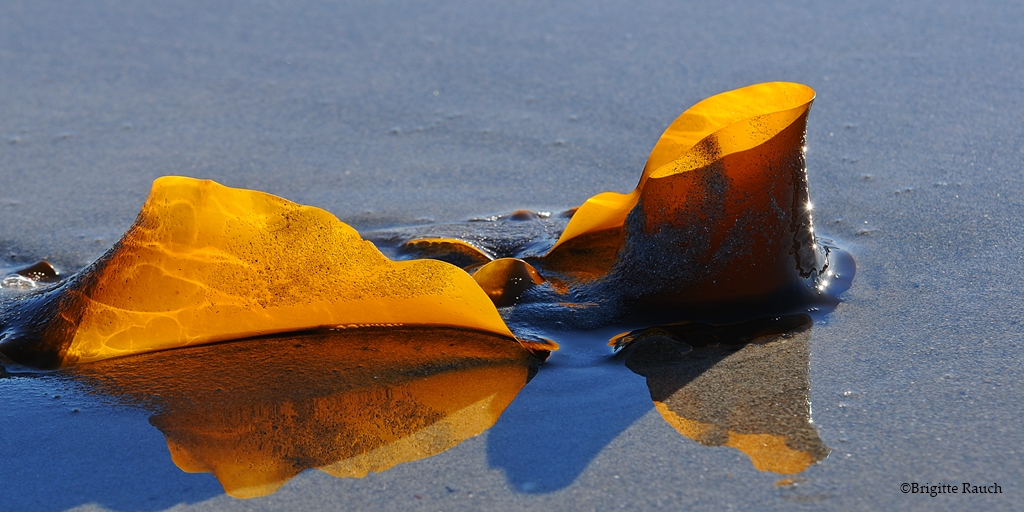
left=2, top=0, right=1023, bottom=510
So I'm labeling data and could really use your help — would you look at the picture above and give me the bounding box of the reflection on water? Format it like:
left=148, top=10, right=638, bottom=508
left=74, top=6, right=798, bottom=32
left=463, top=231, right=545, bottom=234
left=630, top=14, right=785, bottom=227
left=69, top=327, right=544, bottom=498
left=615, top=315, right=830, bottom=474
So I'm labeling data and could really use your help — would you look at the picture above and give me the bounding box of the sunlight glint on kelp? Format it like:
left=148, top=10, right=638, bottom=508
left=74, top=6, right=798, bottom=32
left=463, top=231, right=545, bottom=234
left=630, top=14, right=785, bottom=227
left=0, top=178, right=515, bottom=367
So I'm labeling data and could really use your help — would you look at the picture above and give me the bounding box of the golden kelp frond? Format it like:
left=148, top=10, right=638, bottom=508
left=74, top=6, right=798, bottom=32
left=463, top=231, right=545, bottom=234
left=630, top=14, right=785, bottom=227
left=470, top=258, right=545, bottom=307
left=620, top=316, right=830, bottom=475
left=400, top=237, right=494, bottom=268
left=549, top=82, right=815, bottom=253
left=70, top=327, right=539, bottom=498
left=0, top=177, right=514, bottom=367
left=642, top=82, right=816, bottom=182
left=543, top=82, right=820, bottom=311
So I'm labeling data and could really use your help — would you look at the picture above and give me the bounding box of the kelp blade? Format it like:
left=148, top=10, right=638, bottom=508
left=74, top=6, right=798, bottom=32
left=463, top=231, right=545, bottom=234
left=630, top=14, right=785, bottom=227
left=400, top=237, right=494, bottom=268
left=470, top=258, right=545, bottom=307
left=643, top=82, right=816, bottom=181
left=0, top=177, right=513, bottom=367
left=549, top=82, right=815, bottom=253
left=544, top=82, right=821, bottom=311
left=70, top=327, right=539, bottom=498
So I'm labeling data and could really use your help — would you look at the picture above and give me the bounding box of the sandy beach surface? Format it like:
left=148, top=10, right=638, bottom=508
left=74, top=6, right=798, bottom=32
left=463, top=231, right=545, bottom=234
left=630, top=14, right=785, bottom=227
left=2, top=1, right=1023, bottom=510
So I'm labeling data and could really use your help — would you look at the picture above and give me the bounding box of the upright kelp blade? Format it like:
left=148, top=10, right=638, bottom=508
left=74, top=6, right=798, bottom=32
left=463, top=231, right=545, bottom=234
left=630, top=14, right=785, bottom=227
left=616, top=316, right=829, bottom=474
left=641, top=82, right=816, bottom=182
left=548, top=82, right=815, bottom=253
left=0, top=177, right=514, bottom=367
left=543, top=82, right=822, bottom=313
left=69, top=327, right=541, bottom=498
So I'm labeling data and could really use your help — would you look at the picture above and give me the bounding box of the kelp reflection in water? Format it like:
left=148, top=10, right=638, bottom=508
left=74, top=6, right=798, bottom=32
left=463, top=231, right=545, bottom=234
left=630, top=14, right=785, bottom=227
left=614, top=315, right=830, bottom=474
left=69, top=327, right=546, bottom=498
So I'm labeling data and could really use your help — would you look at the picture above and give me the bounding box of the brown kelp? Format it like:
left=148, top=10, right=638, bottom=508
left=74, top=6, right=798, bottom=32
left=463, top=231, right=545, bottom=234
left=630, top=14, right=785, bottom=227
left=546, top=83, right=822, bottom=308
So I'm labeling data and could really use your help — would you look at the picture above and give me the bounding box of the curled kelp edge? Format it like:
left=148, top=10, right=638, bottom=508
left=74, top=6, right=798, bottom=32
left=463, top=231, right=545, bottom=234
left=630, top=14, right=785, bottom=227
left=0, top=177, right=528, bottom=368
left=548, top=82, right=817, bottom=253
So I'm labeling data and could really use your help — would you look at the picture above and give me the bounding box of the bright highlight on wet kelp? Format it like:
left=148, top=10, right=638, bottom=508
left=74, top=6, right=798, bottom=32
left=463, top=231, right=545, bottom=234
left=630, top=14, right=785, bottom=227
left=0, top=81, right=852, bottom=495
left=545, top=82, right=822, bottom=305
left=0, top=177, right=517, bottom=367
